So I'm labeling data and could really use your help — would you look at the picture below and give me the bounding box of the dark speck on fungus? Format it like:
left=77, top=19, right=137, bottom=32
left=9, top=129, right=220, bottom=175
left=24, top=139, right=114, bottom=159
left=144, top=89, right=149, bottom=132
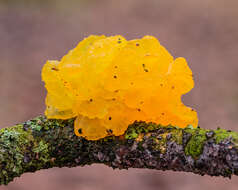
left=51, top=67, right=59, bottom=71
left=106, top=129, right=113, bottom=135
left=78, top=128, right=82, bottom=134
left=142, top=64, right=149, bottom=72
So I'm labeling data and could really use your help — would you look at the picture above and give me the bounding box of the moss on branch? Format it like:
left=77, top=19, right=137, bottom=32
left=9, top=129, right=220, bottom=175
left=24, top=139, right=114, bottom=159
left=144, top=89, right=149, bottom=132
left=0, top=116, right=238, bottom=185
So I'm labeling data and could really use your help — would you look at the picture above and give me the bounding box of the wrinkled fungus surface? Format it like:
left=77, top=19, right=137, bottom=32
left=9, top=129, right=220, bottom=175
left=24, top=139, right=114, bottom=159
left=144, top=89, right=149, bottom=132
left=42, top=35, right=198, bottom=140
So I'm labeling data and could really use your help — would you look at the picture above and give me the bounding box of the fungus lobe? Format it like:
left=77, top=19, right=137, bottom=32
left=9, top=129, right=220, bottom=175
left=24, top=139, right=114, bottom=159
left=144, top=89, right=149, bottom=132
left=42, top=35, right=198, bottom=140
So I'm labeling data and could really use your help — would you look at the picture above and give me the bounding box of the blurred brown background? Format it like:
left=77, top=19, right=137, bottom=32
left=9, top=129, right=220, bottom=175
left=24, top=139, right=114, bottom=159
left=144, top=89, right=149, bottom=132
left=1, top=0, right=238, bottom=189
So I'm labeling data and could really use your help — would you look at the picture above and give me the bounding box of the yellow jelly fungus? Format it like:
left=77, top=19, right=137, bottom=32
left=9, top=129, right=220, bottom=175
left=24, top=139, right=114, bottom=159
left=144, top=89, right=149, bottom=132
left=42, top=35, right=198, bottom=140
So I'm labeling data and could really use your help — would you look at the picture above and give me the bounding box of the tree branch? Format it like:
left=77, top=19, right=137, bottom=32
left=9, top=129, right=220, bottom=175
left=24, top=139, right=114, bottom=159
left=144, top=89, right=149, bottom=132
left=1, top=116, right=238, bottom=185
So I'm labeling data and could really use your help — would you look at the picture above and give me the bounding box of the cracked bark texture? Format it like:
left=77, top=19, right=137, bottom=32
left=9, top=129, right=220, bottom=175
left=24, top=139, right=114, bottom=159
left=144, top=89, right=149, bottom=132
left=0, top=116, right=238, bottom=185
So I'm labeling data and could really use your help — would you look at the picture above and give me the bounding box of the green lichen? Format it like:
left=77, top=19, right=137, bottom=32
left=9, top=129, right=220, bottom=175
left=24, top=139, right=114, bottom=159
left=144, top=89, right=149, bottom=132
left=169, top=127, right=183, bottom=145
left=214, top=128, right=238, bottom=144
left=184, top=127, right=208, bottom=158
left=33, top=140, right=48, bottom=153
left=32, top=124, right=42, bottom=131
left=125, top=122, right=184, bottom=154
left=0, top=117, right=56, bottom=184
left=32, top=140, right=50, bottom=163
left=125, top=127, right=139, bottom=139
left=125, top=122, right=158, bottom=139
left=0, top=124, right=35, bottom=184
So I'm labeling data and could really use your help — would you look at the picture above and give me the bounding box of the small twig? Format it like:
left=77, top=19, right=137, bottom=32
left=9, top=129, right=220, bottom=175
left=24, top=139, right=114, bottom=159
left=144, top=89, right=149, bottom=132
left=0, top=116, right=238, bottom=185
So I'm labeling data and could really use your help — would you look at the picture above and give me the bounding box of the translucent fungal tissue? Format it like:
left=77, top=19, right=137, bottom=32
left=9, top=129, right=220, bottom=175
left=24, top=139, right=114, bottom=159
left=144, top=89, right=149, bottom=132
left=42, top=35, right=198, bottom=140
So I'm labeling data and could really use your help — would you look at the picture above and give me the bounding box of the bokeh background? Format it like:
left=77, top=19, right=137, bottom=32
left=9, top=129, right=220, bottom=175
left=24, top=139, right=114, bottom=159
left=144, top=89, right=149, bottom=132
left=1, top=0, right=238, bottom=189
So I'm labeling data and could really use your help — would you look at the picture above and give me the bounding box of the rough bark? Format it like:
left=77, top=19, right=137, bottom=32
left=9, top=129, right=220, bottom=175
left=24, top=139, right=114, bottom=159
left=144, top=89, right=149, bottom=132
left=1, top=116, right=238, bottom=185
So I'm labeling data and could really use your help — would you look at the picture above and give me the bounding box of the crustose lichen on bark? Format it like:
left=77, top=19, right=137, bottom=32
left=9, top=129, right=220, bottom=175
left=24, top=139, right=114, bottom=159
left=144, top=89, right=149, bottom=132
left=0, top=116, right=238, bottom=185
